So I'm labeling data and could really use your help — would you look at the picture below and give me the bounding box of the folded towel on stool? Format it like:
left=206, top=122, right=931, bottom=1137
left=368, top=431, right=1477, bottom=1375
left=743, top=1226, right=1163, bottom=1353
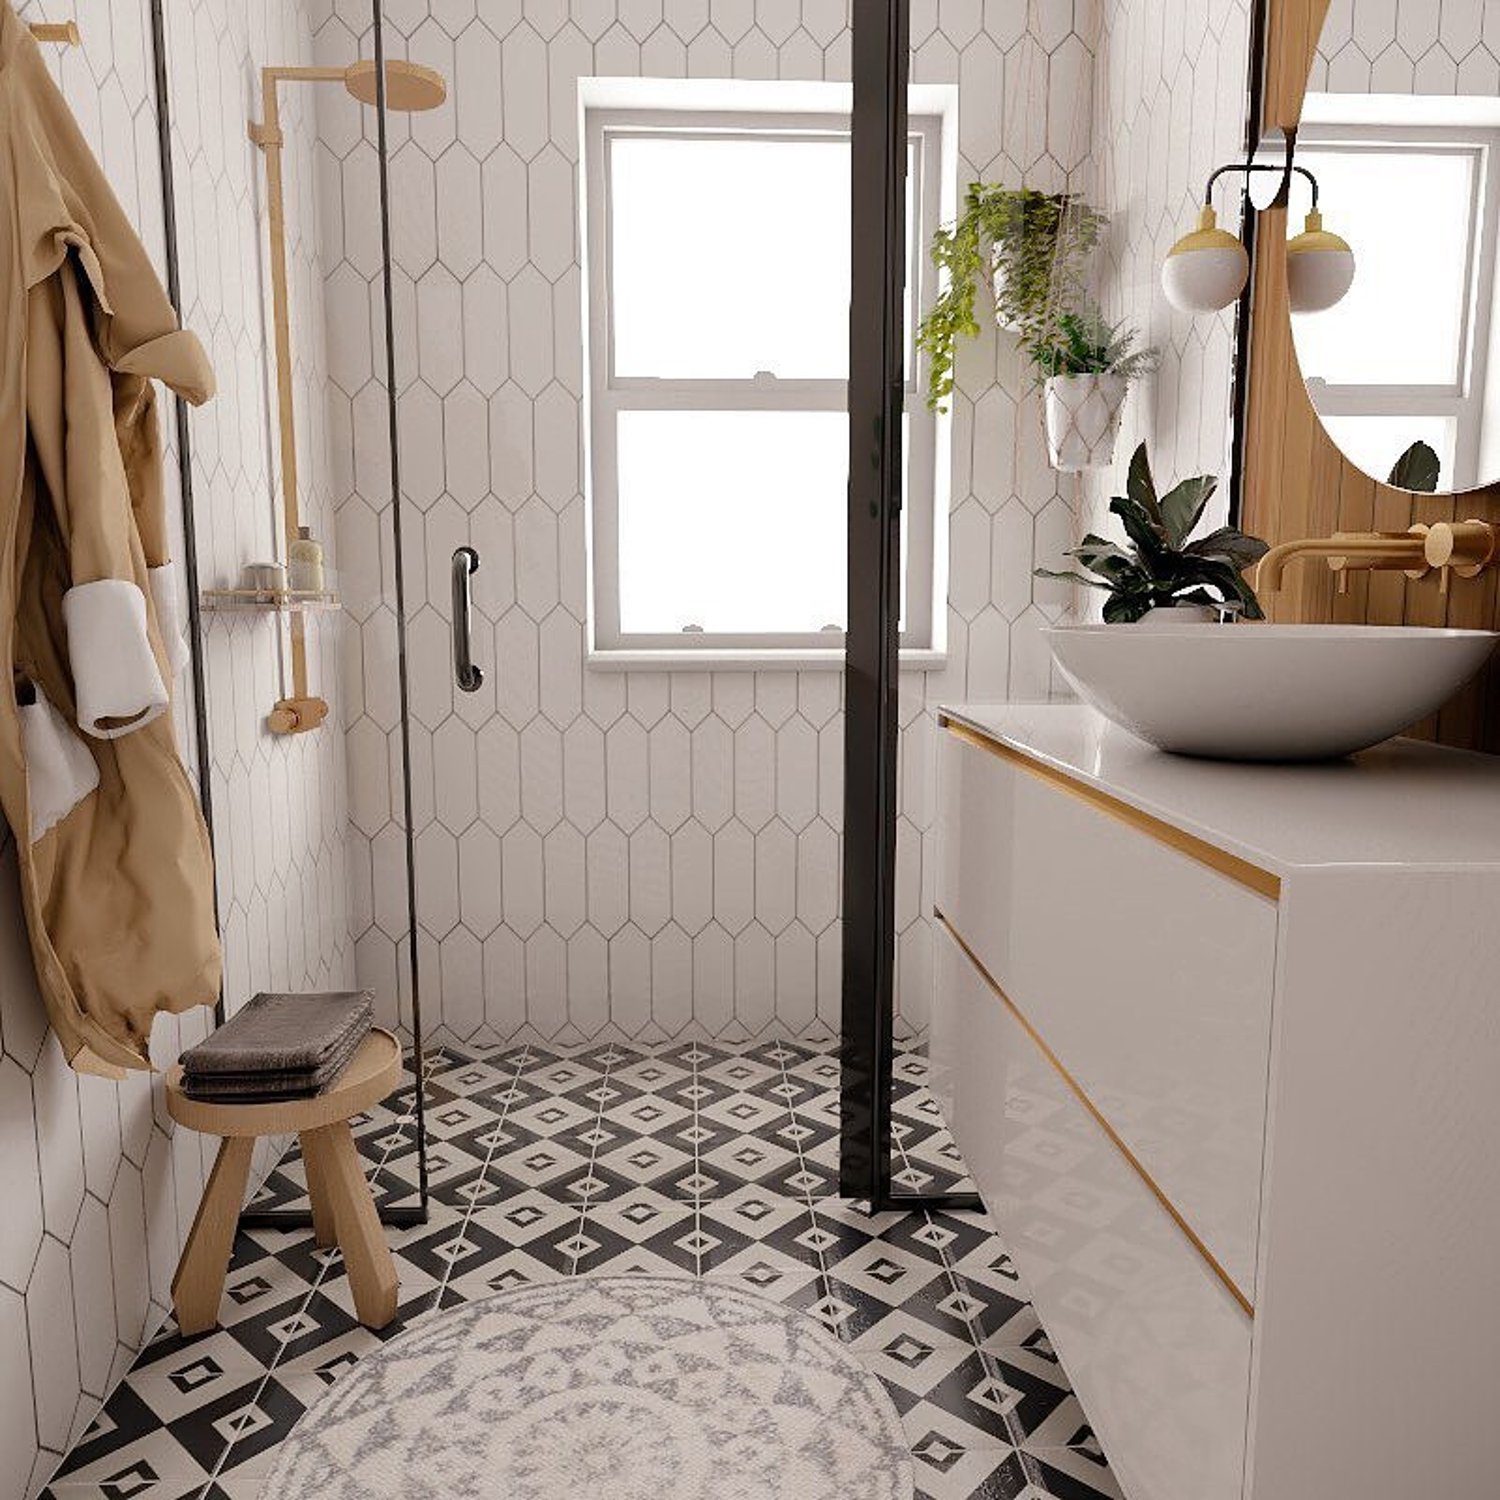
left=181, top=990, right=374, bottom=1101
left=180, top=1021, right=372, bottom=1101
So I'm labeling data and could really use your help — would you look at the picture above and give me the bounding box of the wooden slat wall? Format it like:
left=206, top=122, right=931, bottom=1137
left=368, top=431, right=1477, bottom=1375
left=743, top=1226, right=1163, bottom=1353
left=1242, top=0, right=1500, bottom=751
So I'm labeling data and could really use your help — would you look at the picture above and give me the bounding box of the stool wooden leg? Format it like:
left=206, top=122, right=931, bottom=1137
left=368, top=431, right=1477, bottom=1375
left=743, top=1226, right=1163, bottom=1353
left=299, top=1131, right=337, bottom=1248
left=303, top=1121, right=398, bottom=1329
left=172, top=1136, right=255, bottom=1336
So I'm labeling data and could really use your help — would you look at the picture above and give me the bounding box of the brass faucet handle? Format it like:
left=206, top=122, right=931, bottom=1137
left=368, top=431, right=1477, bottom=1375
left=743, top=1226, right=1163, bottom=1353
left=1325, top=527, right=1431, bottom=582
left=1424, top=520, right=1497, bottom=580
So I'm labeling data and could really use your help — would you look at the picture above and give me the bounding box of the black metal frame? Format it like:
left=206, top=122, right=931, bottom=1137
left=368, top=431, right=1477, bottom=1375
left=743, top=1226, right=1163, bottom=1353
left=1227, top=0, right=1274, bottom=527
left=146, top=1, right=429, bottom=1231
left=838, top=0, right=978, bottom=1214
left=147, top=0, right=217, bottom=1008
left=369, top=0, right=431, bottom=1224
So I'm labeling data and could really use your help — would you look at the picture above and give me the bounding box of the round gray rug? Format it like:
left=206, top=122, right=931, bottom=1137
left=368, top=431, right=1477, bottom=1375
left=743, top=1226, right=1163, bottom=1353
left=259, top=1273, right=914, bottom=1499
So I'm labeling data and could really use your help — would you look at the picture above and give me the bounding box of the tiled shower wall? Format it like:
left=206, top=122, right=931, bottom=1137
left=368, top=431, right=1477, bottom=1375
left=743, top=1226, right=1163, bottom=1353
left=1082, top=0, right=1253, bottom=533
left=1311, top=0, right=1500, bottom=92
left=1, top=3, right=350, bottom=1496
left=323, top=0, right=1101, bottom=1049
left=175, top=0, right=356, bottom=1019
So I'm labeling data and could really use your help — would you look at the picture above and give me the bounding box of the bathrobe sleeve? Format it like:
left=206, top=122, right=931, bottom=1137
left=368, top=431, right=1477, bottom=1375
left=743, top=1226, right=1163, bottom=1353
left=11, top=27, right=212, bottom=721
left=25, top=261, right=169, bottom=738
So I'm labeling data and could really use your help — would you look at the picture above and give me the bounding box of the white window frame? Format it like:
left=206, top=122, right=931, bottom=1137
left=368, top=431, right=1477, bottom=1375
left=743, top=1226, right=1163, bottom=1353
left=580, top=81, right=952, bottom=669
left=1295, top=121, right=1500, bottom=490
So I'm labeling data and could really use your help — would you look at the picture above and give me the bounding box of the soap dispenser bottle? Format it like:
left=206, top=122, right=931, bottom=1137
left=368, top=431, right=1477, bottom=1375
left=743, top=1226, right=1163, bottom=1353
left=288, top=526, right=325, bottom=593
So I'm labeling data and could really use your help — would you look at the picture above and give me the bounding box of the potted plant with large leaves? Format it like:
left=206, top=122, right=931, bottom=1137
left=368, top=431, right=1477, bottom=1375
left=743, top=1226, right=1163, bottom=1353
left=1027, top=307, right=1157, bottom=472
left=917, top=185, right=1105, bottom=412
left=1036, top=444, right=1269, bottom=622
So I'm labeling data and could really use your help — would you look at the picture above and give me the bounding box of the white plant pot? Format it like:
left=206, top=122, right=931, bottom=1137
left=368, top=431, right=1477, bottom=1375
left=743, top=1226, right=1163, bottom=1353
left=991, top=261, right=1022, bottom=332
left=1137, top=603, right=1218, bottom=625
left=1043, top=372, right=1128, bottom=472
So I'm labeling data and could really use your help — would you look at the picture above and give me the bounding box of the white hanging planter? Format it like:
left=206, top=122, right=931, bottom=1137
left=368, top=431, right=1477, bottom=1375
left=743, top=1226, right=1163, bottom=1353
left=990, top=261, right=1022, bottom=332
left=1043, top=372, right=1128, bottom=472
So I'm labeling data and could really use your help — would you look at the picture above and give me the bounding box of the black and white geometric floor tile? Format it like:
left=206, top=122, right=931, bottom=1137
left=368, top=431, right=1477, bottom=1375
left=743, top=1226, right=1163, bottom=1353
left=42, top=1042, right=1121, bottom=1500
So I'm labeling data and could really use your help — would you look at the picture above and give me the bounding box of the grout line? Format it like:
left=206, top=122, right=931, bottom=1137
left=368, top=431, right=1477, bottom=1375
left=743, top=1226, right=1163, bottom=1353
left=688, top=1043, right=705, bottom=1279
left=768, top=1042, right=837, bottom=1310
left=428, top=1044, right=535, bottom=1311
left=193, top=1047, right=444, bottom=1496
left=889, top=1050, right=1054, bottom=1494
left=564, top=1045, right=621, bottom=1279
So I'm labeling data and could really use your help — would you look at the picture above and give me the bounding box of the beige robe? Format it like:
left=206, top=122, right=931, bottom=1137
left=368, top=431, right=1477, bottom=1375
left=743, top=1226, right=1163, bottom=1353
left=0, top=5, right=221, bottom=1074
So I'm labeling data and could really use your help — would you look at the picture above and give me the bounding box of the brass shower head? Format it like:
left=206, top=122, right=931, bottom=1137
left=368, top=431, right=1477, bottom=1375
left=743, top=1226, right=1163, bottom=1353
left=342, top=58, right=447, bottom=112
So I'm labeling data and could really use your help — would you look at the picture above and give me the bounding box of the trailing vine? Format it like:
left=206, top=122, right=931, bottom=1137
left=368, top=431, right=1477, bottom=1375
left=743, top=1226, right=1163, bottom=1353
left=916, top=184, right=1106, bottom=411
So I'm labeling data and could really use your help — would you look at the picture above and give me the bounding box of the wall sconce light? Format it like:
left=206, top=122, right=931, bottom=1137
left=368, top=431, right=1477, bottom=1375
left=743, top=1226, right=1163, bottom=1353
left=1162, top=162, right=1353, bottom=316
left=1286, top=205, right=1355, bottom=314
left=1162, top=202, right=1250, bottom=314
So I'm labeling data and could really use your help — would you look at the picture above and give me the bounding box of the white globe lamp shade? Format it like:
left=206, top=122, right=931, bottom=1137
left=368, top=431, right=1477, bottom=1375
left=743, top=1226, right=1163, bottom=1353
left=1161, top=205, right=1250, bottom=313
left=1287, top=209, right=1354, bottom=312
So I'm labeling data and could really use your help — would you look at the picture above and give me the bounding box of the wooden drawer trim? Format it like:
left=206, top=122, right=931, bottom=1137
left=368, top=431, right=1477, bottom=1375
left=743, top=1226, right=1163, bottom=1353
left=940, top=719, right=1281, bottom=903
left=936, top=911, right=1256, bottom=1318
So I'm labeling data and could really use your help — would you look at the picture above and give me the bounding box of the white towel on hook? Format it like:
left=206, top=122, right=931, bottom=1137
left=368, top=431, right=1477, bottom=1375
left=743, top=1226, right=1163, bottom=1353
left=18, top=684, right=100, bottom=842
left=61, top=578, right=170, bottom=739
left=147, top=561, right=191, bottom=679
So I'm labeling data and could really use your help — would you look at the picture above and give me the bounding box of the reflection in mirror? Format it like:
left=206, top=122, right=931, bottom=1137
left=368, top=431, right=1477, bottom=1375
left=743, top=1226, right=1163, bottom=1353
left=1246, top=131, right=1290, bottom=211
left=1293, top=0, right=1500, bottom=493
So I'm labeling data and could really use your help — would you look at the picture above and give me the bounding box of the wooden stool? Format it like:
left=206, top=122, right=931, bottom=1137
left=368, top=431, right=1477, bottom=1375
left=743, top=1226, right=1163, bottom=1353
left=166, top=1028, right=403, bottom=1335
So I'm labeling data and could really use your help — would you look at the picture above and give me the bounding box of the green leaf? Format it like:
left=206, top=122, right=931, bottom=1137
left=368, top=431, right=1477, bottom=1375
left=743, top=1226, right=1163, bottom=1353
left=1163, top=555, right=1267, bottom=619
left=1125, top=443, right=1163, bottom=528
left=1102, top=590, right=1152, bottom=623
left=1067, top=534, right=1137, bottom=576
left=1109, top=495, right=1171, bottom=566
left=1158, top=474, right=1218, bottom=547
left=1387, top=440, right=1441, bottom=493
left=1032, top=567, right=1113, bottom=591
left=1186, top=526, right=1270, bottom=570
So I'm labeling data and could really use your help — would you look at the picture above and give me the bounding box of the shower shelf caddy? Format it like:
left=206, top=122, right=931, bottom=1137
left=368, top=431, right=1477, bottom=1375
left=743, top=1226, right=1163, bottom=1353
left=200, top=588, right=342, bottom=614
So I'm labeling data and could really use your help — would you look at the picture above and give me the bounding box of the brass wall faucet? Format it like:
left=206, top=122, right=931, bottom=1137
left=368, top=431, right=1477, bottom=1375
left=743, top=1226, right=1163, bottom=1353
left=1255, top=530, right=1431, bottom=594
left=1256, top=521, right=1500, bottom=596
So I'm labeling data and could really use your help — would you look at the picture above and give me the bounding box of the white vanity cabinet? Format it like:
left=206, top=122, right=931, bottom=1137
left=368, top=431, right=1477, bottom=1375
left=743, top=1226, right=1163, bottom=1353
left=930, top=705, right=1500, bottom=1500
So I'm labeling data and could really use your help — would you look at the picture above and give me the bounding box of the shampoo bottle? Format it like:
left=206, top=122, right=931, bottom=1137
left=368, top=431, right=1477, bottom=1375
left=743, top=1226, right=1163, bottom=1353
left=289, top=526, right=325, bottom=594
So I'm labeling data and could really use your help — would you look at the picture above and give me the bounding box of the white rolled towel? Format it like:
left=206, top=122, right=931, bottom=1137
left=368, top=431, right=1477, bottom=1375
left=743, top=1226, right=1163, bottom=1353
left=18, top=684, right=100, bottom=841
left=62, top=579, right=170, bottom=739
left=147, top=561, right=192, bottom=678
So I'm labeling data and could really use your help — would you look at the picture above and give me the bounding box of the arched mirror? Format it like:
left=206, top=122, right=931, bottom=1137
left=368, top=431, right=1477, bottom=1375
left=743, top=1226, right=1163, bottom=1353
left=1291, top=0, right=1500, bottom=494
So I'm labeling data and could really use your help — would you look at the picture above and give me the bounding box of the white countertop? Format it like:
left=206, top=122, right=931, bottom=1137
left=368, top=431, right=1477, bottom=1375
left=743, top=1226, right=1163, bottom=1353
left=940, top=703, right=1500, bottom=875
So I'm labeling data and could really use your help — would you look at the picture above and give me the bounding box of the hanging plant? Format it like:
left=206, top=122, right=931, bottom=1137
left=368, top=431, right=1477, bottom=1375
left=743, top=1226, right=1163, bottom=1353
left=1022, top=306, right=1157, bottom=385
left=916, top=185, right=1106, bottom=412
left=1024, top=305, right=1158, bottom=471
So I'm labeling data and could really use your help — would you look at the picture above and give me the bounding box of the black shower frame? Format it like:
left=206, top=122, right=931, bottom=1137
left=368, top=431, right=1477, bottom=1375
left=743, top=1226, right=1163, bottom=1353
left=147, top=0, right=430, bottom=1229
left=838, top=0, right=979, bottom=1213
left=147, top=0, right=993, bottom=1235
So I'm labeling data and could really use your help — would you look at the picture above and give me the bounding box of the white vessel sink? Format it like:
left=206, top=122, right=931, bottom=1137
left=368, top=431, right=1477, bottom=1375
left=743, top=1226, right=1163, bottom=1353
left=1043, top=622, right=1499, bottom=761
